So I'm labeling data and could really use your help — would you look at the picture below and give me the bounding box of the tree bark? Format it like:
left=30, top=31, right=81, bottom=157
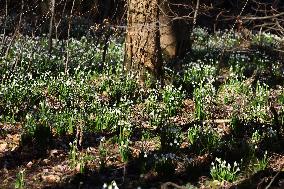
left=159, top=1, right=177, bottom=60
left=159, top=0, right=191, bottom=60
left=124, top=0, right=163, bottom=79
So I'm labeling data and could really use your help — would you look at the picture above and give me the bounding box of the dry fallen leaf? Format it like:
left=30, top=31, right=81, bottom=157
left=0, top=142, right=8, bottom=152
left=75, top=163, right=82, bottom=172
left=50, top=149, right=58, bottom=157
left=42, top=174, right=60, bottom=183
left=27, top=161, right=33, bottom=168
left=42, top=159, right=50, bottom=165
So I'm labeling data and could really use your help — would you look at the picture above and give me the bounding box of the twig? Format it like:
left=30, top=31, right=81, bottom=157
left=193, top=0, right=200, bottom=26
left=161, top=182, right=187, bottom=189
left=231, top=0, right=249, bottom=31
left=55, top=0, right=68, bottom=41
left=242, top=12, right=284, bottom=20
left=265, top=164, right=284, bottom=189
left=202, top=119, right=231, bottom=124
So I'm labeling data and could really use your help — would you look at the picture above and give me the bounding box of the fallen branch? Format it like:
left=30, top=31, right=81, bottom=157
left=265, top=164, right=284, bottom=189
left=201, top=119, right=231, bottom=124
left=161, top=182, right=187, bottom=189
left=242, top=12, right=284, bottom=20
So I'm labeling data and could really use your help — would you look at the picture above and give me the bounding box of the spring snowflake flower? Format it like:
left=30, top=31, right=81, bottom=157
left=144, top=153, right=147, bottom=158
left=216, top=157, right=221, bottom=163
left=227, top=163, right=231, bottom=169
left=103, top=183, right=107, bottom=188
left=112, top=181, right=118, bottom=188
left=100, top=137, right=105, bottom=142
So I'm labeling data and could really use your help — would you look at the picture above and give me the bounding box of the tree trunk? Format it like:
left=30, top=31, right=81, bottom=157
left=159, top=0, right=191, bottom=60
left=159, top=1, right=177, bottom=60
left=124, top=0, right=163, bottom=79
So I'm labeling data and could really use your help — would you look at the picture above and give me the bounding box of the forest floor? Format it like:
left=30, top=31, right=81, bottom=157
left=1, top=30, right=284, bottom=188
left=1, top=109, right=284, bottom=189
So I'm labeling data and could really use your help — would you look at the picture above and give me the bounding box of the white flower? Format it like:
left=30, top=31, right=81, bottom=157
left=227, top=163, right=231, bottom=169
left=103, top=183, right=107, bottom=189
left=112, top=181, right=118, bottom=187
left=144, top=153, right=147, bottom=158
left=216, top=157, right=221, bottom=163
left=28, top=72, right=32, bottom=79
left=100, top=137, right=105, bottom=142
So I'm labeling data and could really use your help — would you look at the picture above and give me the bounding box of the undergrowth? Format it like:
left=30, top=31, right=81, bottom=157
left=1, top=30, right=284, bottom=188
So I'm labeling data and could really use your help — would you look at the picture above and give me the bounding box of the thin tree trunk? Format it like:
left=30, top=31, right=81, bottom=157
left=124, top=0, right=163, bottom=80
left=5, top=0, right=24, bottom=59
left=54, top=0, right=67, bottom=41
left=65, top=0, right=76, bottom=74
left=48, top=0, right=55, bottom=55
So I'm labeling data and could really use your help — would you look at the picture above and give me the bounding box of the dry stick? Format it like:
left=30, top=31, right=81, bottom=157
left=193, top=0, right=200, bottom=27
left=202, top=119, right=231, bottom=124
left=65, top=0, right=75, bottom=74
left=161, top=182, right=187, bottom=189
left=102, top=32, right=111, bottom=70
left=48, top=0, right=55, bottom=55
left=242, top=12, right=284, bottom=20
left=265, top=164, right=284, bottom=189
left=231, top=0, right=249, bottom=32
left=55, top=0, right=67, bottom=41
left=190, top=0, right=200, bottom=53
left=123, top=163, right=126, bottom=183
left=76, top=119, right=83, bottom=148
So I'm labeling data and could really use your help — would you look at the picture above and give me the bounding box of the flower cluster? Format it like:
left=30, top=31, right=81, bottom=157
left=210, top=157, right=241, bottom=182
left=103, top=180, right=119, bottom=189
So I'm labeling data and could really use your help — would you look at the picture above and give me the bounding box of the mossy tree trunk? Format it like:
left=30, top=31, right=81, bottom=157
left=124, top=0, right=163, bottom=80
